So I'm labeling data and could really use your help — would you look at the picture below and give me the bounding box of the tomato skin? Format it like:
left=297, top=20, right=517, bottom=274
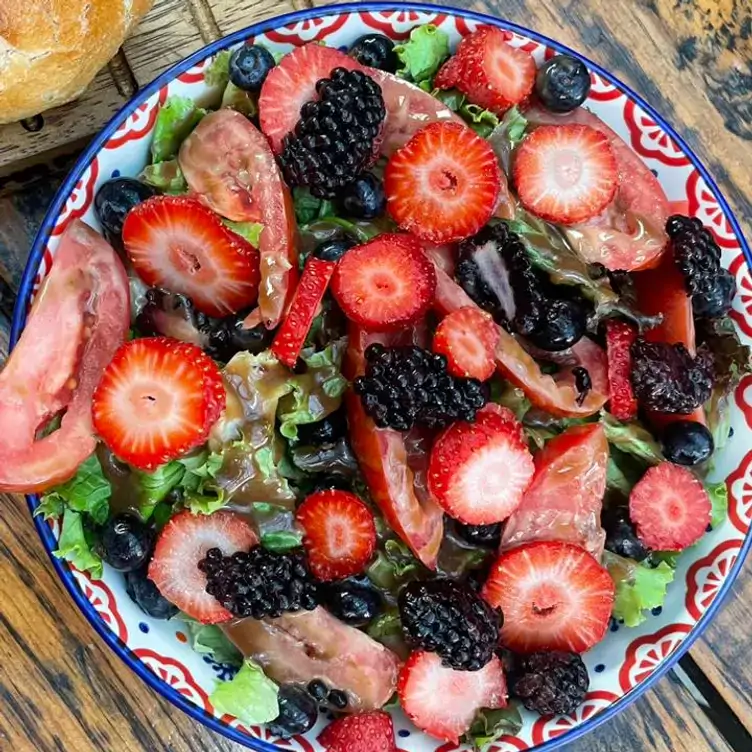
left=0, top=220, right=130, bottom=492
left=345, top=326, right=443, bottom=569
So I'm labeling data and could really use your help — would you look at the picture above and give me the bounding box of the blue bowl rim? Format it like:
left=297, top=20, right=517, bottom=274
left=11, top=3, right=752, bottom=751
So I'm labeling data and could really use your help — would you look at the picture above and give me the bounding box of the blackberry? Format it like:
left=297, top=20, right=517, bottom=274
left=603, top=505, right=650, bottom=561
left=353, top=344, right=487, bottom=431
left=399, top=579, right=502, bottom=671
left=199, top=546, right=318, bottom=619
left=667, top=214, right=735, bottom=319
left=511, top=652, right=589, bottom=715
left=630, top=339, right=714, bottom=414
left=280, top=68, right=386, bottom=198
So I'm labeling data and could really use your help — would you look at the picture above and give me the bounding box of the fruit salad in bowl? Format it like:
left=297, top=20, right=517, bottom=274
left=5, top=5, right=752, bottom=752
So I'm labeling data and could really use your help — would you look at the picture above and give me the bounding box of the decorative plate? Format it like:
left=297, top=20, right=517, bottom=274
left=12, top=3, right=751, bottom=751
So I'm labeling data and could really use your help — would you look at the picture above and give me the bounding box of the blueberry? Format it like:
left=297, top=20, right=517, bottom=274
left=296, top=408, right=347, bottom=446
left=125, top=566, right=178, bottom=619
left=307, top=679, right=329, bottom=702
left=268, top=685, right=318, bottom=739
left=101, top=514, right=154, bottom=572
left=338, top=173, right=386, bottom=219
left=456, top=522, right=502, bottom=548
left=327, top=689, right=348, bottom=709
left=228, top=45, right=275, bottom=92
left=319, top=579, right=383, bottom=627
left=314, top=236, right=356, bottom=262
left=692, top=269, right=736, bottom=319
left=661, top=420, right=714, bottom=466
left=527, top=298, right=587, bottom=352
left=205, top=312, right=273, bottom=361
left=349, top=34, right=398, bottom=72
left=95, top=178, right=155, bottom=244
left=603, top=505, right=650, bottom=561
left=535, top=54, right=591, bottom=113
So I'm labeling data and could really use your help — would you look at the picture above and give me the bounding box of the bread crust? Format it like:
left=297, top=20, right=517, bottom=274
left=0, top=0, right=153, bottom=124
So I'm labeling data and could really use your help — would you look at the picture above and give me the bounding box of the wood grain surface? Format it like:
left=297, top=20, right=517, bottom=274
left=0, top=0, right=750, bottom=751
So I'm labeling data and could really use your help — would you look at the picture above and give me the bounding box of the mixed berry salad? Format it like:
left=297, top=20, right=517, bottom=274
left=3, top=23, right=750, bottom=750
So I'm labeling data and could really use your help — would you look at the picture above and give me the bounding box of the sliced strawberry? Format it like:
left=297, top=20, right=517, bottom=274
left=148, top=510, right=257, bottom=624
left=319, top=711, right=396, bottom=752
left=123, top=195, right=260, bottom=318
left=296, top=489, right=377, bottom=581
left=513, top=124, right=618, bottom=226
left=271, top=257, right=336, bottom=367
left=433, top=306, right=499, bottom=381
left=428, top=408, right=534, bottom=524
left=435, top=26, right=536, bottom=115
left=629, top=462, right=711, bottom=550
left=92, top=337, right=225, bottom=471
left=384, top=121, right=502, bottom=243
left=482, top=540, right=615, bottom=653
left=606, top=320, right=638, bottom=421
left=398, top=651, right=507, bottom=743
left=331, top=234, right=436, bottom=332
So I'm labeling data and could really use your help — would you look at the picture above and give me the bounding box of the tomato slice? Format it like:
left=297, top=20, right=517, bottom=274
left=179, top=109, right=298, bottom=329
left=345, top=326, right=444, bottom=569
left=501, top=423, right=609, bottom=557
left=0, top=220, right=130, bottom=491
left=425, top=245, right=608, bottom=418
left=524, top=105, right=669, bottom=272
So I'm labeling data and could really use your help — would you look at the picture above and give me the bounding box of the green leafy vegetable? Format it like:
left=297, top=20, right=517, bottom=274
left=209, top=660, right=279, bottom=725
left=221, top=81, right=257, bottom=117
left=37, top=454, right=111, bottom=525
left=54, top=509, right=103, bottom=578
left=261, top=530, right=303, bottom=552
left=432, top=88, right=466, bottom=111
left=601, top=412, right=663, bottom=465
left=486, top=106, right=528, bottom=172
left=394, top=24, right=450, bottom=84
left=610, top=557, right=674, bottom=628
left=367, top=608, right=402, bottom=641
left=151, top=96, right=206, bottom=163
left=367, top=539, right=422, bottom=593
left=180, top=617, right=244, bottom=666
left=706, top=480, right=729, bottom=529
left=224, top=221, right=264, bottom=247
left=205, top=50, right=232, bottom=88
left=136, top=461, right=185, bottom=510
left=293, top=187, right=335, bottom=225
left=491, top=380, right=531, bottom=421
left=139, top=160, right=188, bottom=194
left=649, top=550, right=681, bottom=569
left=462, top=705, right=524, bottom=751
left=460, top=102, right=499, bottom=139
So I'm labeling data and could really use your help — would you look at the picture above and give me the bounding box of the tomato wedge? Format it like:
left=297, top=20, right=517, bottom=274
left=501, top=424, right=609, bottom=557
left=524, top=105, right=669, bottom=272
left=179, top=109, right=298, bottom=329
left=0, top=221, right=130, bottom=491
left=424, top=245, right=608, bottom=417
left=345, top=326, right=444, bottom=569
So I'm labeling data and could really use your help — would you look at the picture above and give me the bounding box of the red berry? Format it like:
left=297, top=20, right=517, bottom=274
left=434, top=26, right=536, bottom=115
left=384, top=121, right=502, bottom=243
left=433, top=306, right=499, bottom=380
left=319, top=710, right=397, bottom=752
left=629, top=462, right=711, bottom=550
left=606, top=320, right=638, bottom=420
left=397, top=651, right=507, bottom=743
left=92, top=337, right=225, bottom=471
left=148, top=511, right=257, bottom=624
left=513, top=124, right=618, bottom=225
left=123, top=195, right=260, bottom=317
left=482, top=540, right=615, bottom=653
left=271, top=257, right=336, bottom=367
left=331, top=234, right=436, bottom=332
left=428, top=408, right=534, bottom=524
left=296, top=489, right=377, bottom=581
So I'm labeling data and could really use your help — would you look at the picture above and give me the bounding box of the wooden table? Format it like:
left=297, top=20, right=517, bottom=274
left=1, top=1, right=750, bottom=750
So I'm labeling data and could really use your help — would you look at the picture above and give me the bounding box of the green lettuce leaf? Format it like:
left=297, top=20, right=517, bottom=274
left=601, top=412, right=663, bottom=465
left=610, top=557, right=674, bottom=628
left=394, top=24, right=450, bottom=84
left=432, top=88, right=466, bottom=111
left=224, top=220, right=264, bottom=247
left=205, top=50, right=232, bottom=88
left=136, top=461, right=185, bottom=511
left=221, top=81, right=257, bottom=117
left=367, top=539, right=422, bottom=593
left=139, top=160, right=188, bottom=194
left=706, top=480, right=728, bottom=529
left=491, top=380, right=531, bottom=421
left=367, top=608, right=402, bottom=641
left=37, top=454, right=111, bottom=525
left=649, top=550, right=681, bottom=568
left=184, top=491, right=227, bottom=516
left=460, top=103, right=499, bottom=139
left=463, top=705, right=524, bottom=751
left=261, top=530, right=303, bottom=552
left=180, top=617, right=244, bottom=666
left=151, top=96, right=206, bottom=163
left=54, top=509, right=103, bottom=579
left=293, top=187, right=335, bottom=225
left=209, top=660, right=279, bottom=725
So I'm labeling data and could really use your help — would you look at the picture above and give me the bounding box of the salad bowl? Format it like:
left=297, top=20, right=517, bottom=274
left=11, top=3, right=752, bottom=751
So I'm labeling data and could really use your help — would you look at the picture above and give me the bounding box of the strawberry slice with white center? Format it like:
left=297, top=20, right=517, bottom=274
left=123, top=195, right=260, bottom=318
left=398, top=651, right=507, bottom=743
left=433, top=306, right=500, bottom=380
left=482, top=540, right=615, bottom=653
left=513, top=123, right=618, bottom=226
left=148, top=510, right=258, bottom=624
left=92, top=337, right=225, bottom=471
left=629, top=462, right=711, bottom=550
left=428, top=407, right=534, bottom=524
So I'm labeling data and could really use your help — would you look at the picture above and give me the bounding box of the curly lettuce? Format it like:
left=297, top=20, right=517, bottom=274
left=209, top=660, right=279, bottom=725
left=151, top=96, right=206, bottom=163
left=394, top=24, right=450, bottom=84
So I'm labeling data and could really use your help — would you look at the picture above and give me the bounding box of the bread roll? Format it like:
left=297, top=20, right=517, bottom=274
left=0, top=0, right=153, bottom=124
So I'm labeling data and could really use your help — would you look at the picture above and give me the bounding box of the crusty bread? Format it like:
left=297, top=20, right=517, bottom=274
left=0, top=0, right=153, bottom=124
